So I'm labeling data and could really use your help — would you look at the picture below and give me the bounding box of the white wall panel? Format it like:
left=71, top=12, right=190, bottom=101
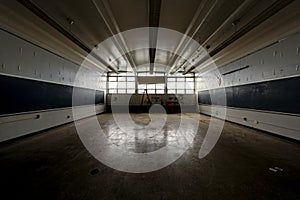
left=0, top=29, right=106, bottom=142
left=196, top=31, right=300, bottom=140
left=199, top=105, right=300, bottom=140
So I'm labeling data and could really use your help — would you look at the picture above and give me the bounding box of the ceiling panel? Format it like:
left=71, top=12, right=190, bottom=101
left=159, top=0, right=202, bottom=33
left=154, top=49, right=175, bottom=67
left=32, top=0, right=111, bottom=48
left=108, top=0, right=149, bottom=31
left=131, top=49, right=149, bottom=67
left=1, top=0, right=299, bottom=74
left=194, top=0, right=245, bottom=45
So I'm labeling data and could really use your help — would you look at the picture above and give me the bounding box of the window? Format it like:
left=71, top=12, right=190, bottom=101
left=117, top=81, right=126, bottom=88
left=176, top=89, right=184, bottom=94
left=147, top=89, right=155, bottom=94
left=127, top=82, right=135, bottom=88
left=108, top=73, right=136, bottom=94
left=127, top=89, right=135, bottom=94
left=108, top=73, right=195, bottom=94
left=109, top=89, right=117, bottom=94
left=108, top=82, right=117, bottom=88
left=186, top=90, right=194, bottom=94
left=127, top=77, right=135, bottom=81
left=147, top=84, right=155, bottom=90
left=167, top=75, right=195, bottom=94
left=109, top=77, right=117, bottom=82
left=137, top=83, right=165, bottom=94
left=118, top=89, right=126, bottom=94
left=138, top=89, right=145, bottom=94
left=176, top=81, right=185, bottom=89
left=167, top=82, right=176, bottom=89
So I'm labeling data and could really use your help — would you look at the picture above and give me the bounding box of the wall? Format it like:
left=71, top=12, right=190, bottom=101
left=196, top=31, right=300, bottom=140
left=107, top=94, right=197, bottom=113
left=0, top=29, right=106, bottom=142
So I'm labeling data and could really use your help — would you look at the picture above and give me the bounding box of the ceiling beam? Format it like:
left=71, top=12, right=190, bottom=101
left=166, top=0, right=217, bottom=75
left=172, top=0, right=254, bottom=74
left=149, top=0, right=161, bottom=74
left=184, top=0, right=295, bottom=74
left=16, top=0, right=118, bottom=73
left=92, top=0, right=138, bottom=74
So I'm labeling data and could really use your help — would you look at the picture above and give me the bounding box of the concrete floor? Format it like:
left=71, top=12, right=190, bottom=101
left=0, top=113, right=299, bottom=200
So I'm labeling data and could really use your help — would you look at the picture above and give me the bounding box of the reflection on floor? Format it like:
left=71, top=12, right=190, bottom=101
left=0, top=113, right=299, bottom=200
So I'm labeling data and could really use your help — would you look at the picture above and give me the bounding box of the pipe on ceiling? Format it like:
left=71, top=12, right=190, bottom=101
left=183, top=0, right=295, bottom=75
left=16, top=0, right=118, bottom=73
left=149, top=0, right=161, bottom=74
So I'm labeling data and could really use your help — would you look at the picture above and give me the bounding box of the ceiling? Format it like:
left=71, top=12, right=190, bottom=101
left=0, top=0, right=300, bottom=75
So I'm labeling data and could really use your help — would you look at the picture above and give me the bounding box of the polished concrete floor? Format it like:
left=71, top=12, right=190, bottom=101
left=0, top=113, right=299, bottom=200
